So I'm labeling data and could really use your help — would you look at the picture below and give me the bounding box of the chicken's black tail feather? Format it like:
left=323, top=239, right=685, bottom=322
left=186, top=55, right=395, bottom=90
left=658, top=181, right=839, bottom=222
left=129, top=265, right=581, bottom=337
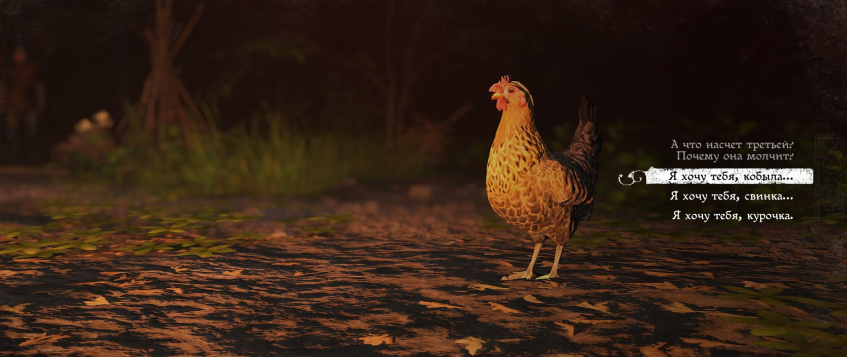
left=567, top=96, right=602, bottom=170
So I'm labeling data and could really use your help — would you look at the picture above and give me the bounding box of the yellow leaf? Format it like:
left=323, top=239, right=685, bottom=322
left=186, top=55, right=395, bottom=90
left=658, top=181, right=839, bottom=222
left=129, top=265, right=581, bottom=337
left=83, top=296, right=110, bottom=306
left=468, top=284, right=508, bottom=291
left=455, top=336, right=500, bottom=355
left=126, top=289, right=164, bottom=296
left=0, top=303, right=30, bottom=314
left=19, top=332, right=69, bottom=347
left=577, top=301, right=610, bottom=313
left=360, top=334, right=394, bottom=346
left=633, top=281, right=678, bottom=290
left=661, top=301, right=695, bottom=313
left=554, top=321, right=575, bottom=337
left=419, top=301, right=461, bottom=309
left=523, top=295, right=544, bottom=304
left=680, top=338, right=744, bottom=348
left=223, top=269, right=243, bottom=276
left=489, top=302, right=521, bottom=314
left=639, top=342, right=669, bottom=357
left=742, top=281, right=768, bottom=290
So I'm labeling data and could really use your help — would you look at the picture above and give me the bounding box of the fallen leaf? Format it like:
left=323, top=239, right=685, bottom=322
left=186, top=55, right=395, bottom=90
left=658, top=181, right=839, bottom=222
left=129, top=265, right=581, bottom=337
left=99, top=271, right=126, bottom=276
left=490, top=302, right=521, bottom=314
left=83, top=296, right=110, bottom=306
left=632, top=281, right=678, bottom=290
left=682, top=285, right=715, bottom=292
left=272, top=262, right=299, bottom=266
left=545, top=281, right=561, bottom=288
left=587, top=265, right=614, bottom=271
left=701, top=272, right=715, bottom=279
left=661, top=301, right=695, bottom=313
left=468, top=284, right=508, bottom=291
left=524, top=295, right=544, bottom=304
left=639, top=342, right=669, bottom=357
left=126, top=289, right=164, bottom=296
left=680, top=338, right=744, bottom=348
left=813, top=283, right=830, bottom=291
left=666, top=346, right=698, bottom=357
left=786, top=306, right=810, bottom=315
left=117, top=279, right=152, bottom=288
left=168, top=287, right=184, bottom=295
left=643, top=271, right=674, bottom=277
left=638, top=262, right=660, bottom=267
left=223, top=269, right=243, bottom=276
left=419, top=301, right=461, bottom=309
left=172, top=266, right=190, bottom=272
left=554, top=321, right=575, bottom=337
left=704, top=311, right=749, bottom=318
left=455, top=336, right=500, bottom=356
left=691, top=261, right=710, bottom=265
left=571, top=316, right=616, bottom=324
left=19, top=332, right=69, bottom=347
left=553, top=355, right=585, bottom=357
left=577, top=301, right=610, bottom=313
left=742, top=281, right=768, bottom=290
left=0, top=303, right=30, bottom=314
left=293, top=271, right=305, bottom=277
left=494, top=260, right=514, bottom=267
left=360, top=334, right=394, bottom=346
left=742, top=281, right=790, bottom=289
left=0, top=270, right=18, bottom=278
left=593, top=275, right=618, bottom=280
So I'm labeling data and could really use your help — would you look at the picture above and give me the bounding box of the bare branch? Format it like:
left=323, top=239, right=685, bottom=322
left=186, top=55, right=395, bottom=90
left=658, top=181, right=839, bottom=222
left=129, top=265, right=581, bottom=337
left=170, top=3, right=206, bottom=59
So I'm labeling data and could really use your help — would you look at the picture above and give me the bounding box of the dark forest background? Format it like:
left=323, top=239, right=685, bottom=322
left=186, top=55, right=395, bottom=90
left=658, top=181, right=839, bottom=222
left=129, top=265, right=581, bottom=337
left=0, top=0, right=844, bottom=216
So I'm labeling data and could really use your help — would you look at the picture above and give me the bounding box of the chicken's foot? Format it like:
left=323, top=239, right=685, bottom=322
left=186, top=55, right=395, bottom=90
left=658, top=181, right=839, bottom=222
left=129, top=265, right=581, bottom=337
left=501, top=242, right=543, bottom=281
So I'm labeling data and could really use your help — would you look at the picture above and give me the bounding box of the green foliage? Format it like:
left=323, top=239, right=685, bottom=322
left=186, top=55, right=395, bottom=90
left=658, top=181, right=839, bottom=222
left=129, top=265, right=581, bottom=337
left=302, top=213, right=358, bottom=235
left=176, top=245, right=236, bottom=258
left=107, top=113, right=432, bottom=197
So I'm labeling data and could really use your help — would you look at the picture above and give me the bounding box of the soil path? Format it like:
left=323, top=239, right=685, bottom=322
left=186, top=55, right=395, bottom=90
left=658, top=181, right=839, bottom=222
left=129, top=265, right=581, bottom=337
left=0, top=167, right=845, bottom=356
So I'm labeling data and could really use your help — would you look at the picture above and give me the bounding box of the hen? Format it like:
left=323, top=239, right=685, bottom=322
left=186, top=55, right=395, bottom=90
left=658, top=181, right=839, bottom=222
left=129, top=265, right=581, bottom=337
left=486, top=76, right=601, bottom=280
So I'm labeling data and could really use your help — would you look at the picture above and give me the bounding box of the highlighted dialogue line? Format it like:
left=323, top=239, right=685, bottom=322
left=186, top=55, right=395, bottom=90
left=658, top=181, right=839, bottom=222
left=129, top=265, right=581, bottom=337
left=618, top=168, right=814, bottom=185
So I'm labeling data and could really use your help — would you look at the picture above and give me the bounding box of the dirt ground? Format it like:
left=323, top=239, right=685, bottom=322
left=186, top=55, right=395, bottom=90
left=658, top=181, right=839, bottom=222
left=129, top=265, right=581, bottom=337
left=0, top=167, right=845, bottom=356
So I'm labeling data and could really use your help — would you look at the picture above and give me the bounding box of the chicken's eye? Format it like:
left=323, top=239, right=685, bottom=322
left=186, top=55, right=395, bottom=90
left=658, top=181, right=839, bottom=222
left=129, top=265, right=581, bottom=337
left=508, top=88, right=514, bottom=93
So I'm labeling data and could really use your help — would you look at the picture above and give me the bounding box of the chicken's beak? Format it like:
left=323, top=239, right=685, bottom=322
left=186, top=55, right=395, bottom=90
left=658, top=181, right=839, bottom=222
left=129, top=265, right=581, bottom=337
left=491, top=92, right=504, bottom=100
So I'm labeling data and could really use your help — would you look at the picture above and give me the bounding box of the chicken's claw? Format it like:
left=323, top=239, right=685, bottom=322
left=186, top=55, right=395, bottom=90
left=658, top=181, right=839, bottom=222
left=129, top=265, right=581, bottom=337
left=501, top=270, right=535, bottom=281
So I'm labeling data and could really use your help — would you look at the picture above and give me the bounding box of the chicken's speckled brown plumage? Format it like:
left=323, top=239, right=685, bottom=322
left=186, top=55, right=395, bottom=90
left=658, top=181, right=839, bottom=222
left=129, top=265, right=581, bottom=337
left=486, top=77, right=601, bottom=280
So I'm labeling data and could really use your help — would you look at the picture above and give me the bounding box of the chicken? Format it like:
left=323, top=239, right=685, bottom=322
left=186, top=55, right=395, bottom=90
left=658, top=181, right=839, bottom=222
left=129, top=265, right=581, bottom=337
left=486, top=76, right=601, bottom=280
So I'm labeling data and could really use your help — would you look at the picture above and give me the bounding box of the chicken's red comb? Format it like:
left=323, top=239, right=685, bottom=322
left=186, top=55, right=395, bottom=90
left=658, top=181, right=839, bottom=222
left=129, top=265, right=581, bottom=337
left=489, top=75, right=511, bottom=92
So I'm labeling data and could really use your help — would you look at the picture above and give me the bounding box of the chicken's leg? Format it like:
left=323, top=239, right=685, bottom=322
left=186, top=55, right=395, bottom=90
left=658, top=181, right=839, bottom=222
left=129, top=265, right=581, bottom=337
left=524, top=242, right=543, bottom=280
left=548, top=244, right=565, bottom=279
left=502, top=242, right=543, bottom=281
